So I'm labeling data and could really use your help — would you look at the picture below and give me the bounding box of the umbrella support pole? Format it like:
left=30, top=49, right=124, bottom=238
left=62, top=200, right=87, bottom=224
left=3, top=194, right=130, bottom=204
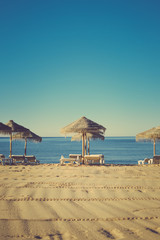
left=10, top=134, right=12, bottom=158
left=154, top=139, right=156, bottom=156
left=85, top=134, right=87, bottom=156
left=25, top=138, right=27, bottom=156
left=88, top=137, right=90, bottom=155
left=82, top=133, right=84, bottom=164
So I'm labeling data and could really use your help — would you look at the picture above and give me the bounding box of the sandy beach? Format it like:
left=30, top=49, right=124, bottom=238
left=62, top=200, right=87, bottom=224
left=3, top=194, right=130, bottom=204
left=0, top=164, right=160, bottom=240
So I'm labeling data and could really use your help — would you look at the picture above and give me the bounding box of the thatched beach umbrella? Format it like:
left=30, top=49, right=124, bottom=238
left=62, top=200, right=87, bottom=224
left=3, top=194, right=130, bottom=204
left=71, top=132, right=105, bottom=155
left=61, top=116, right=106, bottom=160
left=0, top=123, right=12, bottom=154
left=0, top=122, right=12, bottom=135
left=12, top=130, right=42, bottom=156
left=136, top=126, right=160, bottom=156
left=61, top=116, right=106, bottom=134
left=6, top=120, right=29, bottom=157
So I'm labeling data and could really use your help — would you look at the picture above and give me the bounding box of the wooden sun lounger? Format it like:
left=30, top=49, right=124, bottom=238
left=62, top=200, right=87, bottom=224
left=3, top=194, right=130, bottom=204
left=69, top=154, right=82, bottom=163
left=0, top=154, right=5, bottom=159
left=60, top=155, right=80, bottom=165
left=84, top=154, right=104, bottom=165
left=152, top=155, right=160, bottom=164
left=25, top=155, right=40, bottom=164
left=11, top=155, right=26, bottom=164
left=0, top=154, right=12, bottom=165
left=0, top=154, right=5, bottom=163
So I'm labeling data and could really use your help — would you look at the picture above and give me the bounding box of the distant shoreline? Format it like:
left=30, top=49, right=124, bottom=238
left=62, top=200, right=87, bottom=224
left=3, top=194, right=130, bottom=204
left=0, top=136, right=136, bottom=138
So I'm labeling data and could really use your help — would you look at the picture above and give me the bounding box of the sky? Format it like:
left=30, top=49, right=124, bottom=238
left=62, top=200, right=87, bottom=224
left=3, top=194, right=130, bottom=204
left=0, top=0, right=160, bottom=137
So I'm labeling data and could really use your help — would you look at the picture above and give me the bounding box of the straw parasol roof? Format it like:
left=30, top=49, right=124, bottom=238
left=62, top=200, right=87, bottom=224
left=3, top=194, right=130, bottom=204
left=13, top=131, right=42, bottom=143
left=0, top=122, right=12, bottom=135
left=61, top=116, right=106, bottom=135
left=6, top=120, right=29, bottom=133
left=12, top=130, right=42, bottom=156
left=136, top=126, right=160, bottom=156
left=136, top=126, right=160, bottom=141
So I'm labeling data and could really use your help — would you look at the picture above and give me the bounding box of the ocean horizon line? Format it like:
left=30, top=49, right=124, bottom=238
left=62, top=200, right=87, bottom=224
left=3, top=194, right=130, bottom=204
left=0, top=136, right=136, bottom=139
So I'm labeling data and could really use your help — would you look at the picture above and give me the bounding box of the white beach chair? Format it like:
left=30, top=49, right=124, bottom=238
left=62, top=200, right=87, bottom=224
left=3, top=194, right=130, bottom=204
left=139, top=156, right=160, bottom=165
left=148, top=159, right=153, bottom=164
left=60, top=155, right=80, bottom=165
left=84, top=154, right=104, bottom=165
left=138, top=158, right=152, bottom=165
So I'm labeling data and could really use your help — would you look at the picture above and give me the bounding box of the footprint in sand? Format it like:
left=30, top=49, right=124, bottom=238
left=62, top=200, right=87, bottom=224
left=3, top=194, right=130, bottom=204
left=82, top=190, right=89, bottom=193
left=34, top=236, right=42, bottom=239
left=98, top=228, right=115, bottom=239
left=146, top=228, right=160, bottom=235
left=124, top=228, right=135, bottom=236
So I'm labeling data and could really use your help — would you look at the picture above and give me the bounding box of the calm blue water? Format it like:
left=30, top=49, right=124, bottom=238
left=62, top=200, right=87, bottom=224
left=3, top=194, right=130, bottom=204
left=0, top=137, right=159, bottom=165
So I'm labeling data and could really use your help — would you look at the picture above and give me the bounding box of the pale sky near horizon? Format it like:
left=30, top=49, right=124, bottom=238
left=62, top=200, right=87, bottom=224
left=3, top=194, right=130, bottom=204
left=0, top=0, right=160, bottom=137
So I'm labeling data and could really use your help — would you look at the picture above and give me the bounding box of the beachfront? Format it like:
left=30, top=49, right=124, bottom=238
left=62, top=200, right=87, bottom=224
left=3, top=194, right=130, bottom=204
left=0, top=163, right=160, bottom=240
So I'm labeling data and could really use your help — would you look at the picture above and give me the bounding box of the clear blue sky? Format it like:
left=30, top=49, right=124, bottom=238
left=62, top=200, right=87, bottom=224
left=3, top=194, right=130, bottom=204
left=0, top=0, right=160, bottom=136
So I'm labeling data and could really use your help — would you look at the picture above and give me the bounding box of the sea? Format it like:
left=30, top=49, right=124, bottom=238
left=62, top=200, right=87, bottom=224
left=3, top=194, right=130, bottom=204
left=0, top=137, right=160, bottom=164
left=0, top=137, right=159, bottom=165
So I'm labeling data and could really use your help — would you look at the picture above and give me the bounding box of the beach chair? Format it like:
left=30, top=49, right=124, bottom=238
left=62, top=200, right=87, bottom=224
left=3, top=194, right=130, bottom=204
left=25, top=155, right=40, bottom=164
left=69, top=154, right=82, bottom=163
left=0, top=154, right=12, bottom=165
left=152, top=155, right=160, bottom=164
left=0, top=154, right=5, bottom=163
left=11, top=155, right=26, bottom=164
left=60, top=155, right=80, bottom=165
left=138, top=158, right=153, bottom=165
left=84, top=154, right=104, bottom=165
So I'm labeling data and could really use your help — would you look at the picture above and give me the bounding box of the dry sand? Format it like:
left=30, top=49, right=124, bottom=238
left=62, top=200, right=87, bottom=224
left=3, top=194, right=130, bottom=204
left=0, top=163, right=160, bottom=240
